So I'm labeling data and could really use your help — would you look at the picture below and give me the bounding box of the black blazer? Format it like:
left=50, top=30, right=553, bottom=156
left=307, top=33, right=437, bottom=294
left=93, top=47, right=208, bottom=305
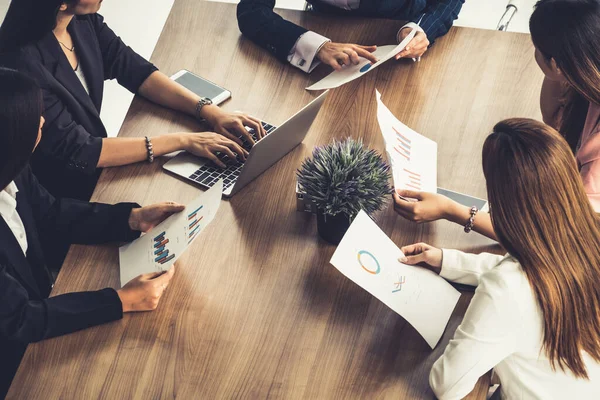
left=1, top=13, right=158, bottom=201
left=0, top=166, right=140, bottom=398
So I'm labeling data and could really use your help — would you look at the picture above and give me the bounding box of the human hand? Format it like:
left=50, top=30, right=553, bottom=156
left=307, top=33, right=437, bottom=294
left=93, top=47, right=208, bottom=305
left=399, top=243, right=442, bottom=274
left=129, top=202, right=185, bottom=232
left=117, top=266, right=176, bottom=312
left=393, top=189, right=455, bottom=223
left=182, top=132, right=248, bottom=168
left=395, top=29, right=429, bottom=60
left=316, top=42, right=378, bottom=71
left=202, top=105, right=266, bottom=146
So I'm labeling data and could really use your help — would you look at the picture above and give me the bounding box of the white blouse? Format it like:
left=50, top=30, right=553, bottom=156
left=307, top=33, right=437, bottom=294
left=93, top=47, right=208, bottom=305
left=0, top=182, right=28, bottom=255
left=431, top=250, right=600, bottom=399
left=74, top=64, right=90, bottom=95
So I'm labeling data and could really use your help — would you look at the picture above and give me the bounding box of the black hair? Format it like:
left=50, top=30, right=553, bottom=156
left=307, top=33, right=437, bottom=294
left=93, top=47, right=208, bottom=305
left=0, top=0, right=79, bottom=54
left=0, top=67, right=44, bottom=190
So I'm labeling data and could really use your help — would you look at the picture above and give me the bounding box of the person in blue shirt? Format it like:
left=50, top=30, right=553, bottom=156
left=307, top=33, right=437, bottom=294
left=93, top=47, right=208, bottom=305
left=237, top=0, right=464, bottom=73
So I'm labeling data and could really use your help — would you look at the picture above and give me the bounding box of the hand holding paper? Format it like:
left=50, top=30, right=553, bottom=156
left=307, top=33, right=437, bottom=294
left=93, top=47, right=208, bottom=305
left=330, top=210, right=460, bottom=348
left=119, top=180, right=223, bottom=286
left=375, top=90, right=437, bottom=194
left=306, top=27, right=418, bottom=91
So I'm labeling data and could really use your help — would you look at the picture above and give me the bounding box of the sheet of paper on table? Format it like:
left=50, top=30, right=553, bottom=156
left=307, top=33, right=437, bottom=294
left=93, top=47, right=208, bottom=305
left=375, top=90, right=438, bottom=193
left=306, top=27, right=418, bottom=91
left=119, top=180, right=223, bottom=286
left=330, top=210, right=461, bottom=348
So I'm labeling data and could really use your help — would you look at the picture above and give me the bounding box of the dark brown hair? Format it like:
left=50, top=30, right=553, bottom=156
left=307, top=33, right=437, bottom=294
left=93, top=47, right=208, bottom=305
left=483, top=118, right=600, bottom=378
left=530, top=0, right=600, bottom=152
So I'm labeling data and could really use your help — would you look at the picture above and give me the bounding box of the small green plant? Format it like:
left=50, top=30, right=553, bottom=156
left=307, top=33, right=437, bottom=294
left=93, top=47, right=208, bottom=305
left=297, top=138, right=393, bottom=219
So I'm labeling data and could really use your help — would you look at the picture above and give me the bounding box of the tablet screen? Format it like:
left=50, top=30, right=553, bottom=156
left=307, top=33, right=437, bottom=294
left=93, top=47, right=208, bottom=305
left=437, top=188, right=488, bottom=210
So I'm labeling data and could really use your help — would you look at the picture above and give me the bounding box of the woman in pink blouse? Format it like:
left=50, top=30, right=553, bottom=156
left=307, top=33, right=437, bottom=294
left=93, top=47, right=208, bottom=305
left=393, top=0, right=600, bottom=241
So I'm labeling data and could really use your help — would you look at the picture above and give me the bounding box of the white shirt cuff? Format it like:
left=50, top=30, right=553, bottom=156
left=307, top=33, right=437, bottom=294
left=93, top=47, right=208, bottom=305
left=396, top=22, right=425, bottom=44
left=287, top=31, right=330, bottom=73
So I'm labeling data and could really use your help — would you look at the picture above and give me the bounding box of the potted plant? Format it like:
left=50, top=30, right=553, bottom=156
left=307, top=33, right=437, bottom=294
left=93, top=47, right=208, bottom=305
left=297, top=138, right=393, bottom=244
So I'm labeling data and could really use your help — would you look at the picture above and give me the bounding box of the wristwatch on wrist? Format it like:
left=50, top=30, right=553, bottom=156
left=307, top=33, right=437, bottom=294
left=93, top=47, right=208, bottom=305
left=195, top=97, right=213, bottom=121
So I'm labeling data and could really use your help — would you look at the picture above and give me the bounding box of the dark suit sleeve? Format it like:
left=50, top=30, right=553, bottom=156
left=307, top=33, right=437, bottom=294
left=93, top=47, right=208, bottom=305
left=237, top=0, right=308, bottom=63
left=22, top=166, right=141, bottom=245
left=90, top=13, right=158, bottom=93
left=17, top=58, right=102, bottom=175
left=414, top=0, right=464, bottom=43
left=0, top=262, right=122, bottom=344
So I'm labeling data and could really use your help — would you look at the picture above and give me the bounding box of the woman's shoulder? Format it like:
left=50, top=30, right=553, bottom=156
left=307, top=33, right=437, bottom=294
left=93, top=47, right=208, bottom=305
left=479, top=256, right=530, bottom=297
left=0, top=46, right=45, bottom=77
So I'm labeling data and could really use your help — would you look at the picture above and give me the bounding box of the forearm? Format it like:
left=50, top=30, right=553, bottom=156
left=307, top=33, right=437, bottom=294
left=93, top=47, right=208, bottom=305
left=97, top=133, right=191, bottom=168
left=446, top=202, right=497, bottom=241
left=418, top=0, right=464, bottom=42
left=540, top=77, right=567, bottom=129
left=137, top=71, right=223, bottom=124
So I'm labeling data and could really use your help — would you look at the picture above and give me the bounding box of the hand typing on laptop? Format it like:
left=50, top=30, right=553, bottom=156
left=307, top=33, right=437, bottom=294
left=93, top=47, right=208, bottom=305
left=181, top=132, right=248, bottom=169
left=205, top=110, right=267, bottom=146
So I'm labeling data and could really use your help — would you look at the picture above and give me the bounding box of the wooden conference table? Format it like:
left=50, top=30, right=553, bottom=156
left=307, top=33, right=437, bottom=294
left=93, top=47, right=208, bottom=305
left=8, top=1, right=543, bottom=399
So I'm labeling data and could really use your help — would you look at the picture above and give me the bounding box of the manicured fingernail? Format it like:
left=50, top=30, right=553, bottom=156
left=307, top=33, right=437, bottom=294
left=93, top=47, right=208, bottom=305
left=399, top=257, right=408, bottom=263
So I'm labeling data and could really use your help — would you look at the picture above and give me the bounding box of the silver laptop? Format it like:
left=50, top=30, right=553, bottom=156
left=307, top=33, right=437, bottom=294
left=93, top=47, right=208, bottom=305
left=163, top=90, right=329, bottom=197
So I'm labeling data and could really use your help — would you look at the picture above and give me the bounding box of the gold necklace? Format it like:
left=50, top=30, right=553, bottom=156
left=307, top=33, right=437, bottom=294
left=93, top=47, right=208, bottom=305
left=58, top=41, right=75, bottom=52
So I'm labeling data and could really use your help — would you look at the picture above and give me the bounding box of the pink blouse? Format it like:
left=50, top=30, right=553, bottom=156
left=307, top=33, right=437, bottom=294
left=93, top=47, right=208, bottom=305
left=577, top=102, right=600, bottom=211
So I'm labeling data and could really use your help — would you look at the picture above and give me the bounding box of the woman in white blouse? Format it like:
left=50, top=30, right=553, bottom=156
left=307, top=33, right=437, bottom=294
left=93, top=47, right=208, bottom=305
left=400, top=118, right=600, bottom=399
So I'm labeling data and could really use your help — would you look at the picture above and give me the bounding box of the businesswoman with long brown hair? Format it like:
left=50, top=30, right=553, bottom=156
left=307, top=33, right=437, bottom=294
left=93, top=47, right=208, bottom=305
left=393, top=0, right=600, bottom=241
left=0, top=0, right=265, bottom=201
left=401, top=118, right=600, bottom=399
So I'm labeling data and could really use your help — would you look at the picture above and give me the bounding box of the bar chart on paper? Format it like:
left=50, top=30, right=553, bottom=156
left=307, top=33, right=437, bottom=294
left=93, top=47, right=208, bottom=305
left=187, top=206, right=203, bottom=244
left=119, top=180, right=223, bottom=286
left=375, top=90, right=437, bottom=193
left=153, top=231, right=176, bottom=265
left=393, top=127, right=412, bottom=162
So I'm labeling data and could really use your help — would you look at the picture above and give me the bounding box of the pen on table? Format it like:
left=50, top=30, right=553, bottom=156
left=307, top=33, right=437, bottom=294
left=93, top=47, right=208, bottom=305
left=412, top=14, right=425, bottom=63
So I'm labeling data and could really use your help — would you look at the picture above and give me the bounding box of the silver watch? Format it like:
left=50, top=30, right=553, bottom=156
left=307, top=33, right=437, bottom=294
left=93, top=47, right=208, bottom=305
left=195, top=97, right=213, bottom=121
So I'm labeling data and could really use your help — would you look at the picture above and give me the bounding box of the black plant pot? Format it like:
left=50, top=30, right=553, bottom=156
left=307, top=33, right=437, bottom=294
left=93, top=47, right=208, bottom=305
left=317, top=210, right=352, bottom=245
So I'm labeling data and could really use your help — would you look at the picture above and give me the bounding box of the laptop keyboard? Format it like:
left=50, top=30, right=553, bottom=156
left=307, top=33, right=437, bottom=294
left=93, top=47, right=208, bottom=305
left=188, top=121, right=276, bottom=191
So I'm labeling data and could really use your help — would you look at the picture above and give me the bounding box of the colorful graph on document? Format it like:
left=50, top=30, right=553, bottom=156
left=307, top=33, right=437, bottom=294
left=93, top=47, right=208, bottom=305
left=402, top=168, right=421, bottom=191
left=357, top=250, right=381, bottom=275
left=153, top=231, right=175, bottom=265
left=187, top=205, right=204, bottom=244
left=393, top=126, right=412, bottom=162
left=392, top=275, right=406, bottom=293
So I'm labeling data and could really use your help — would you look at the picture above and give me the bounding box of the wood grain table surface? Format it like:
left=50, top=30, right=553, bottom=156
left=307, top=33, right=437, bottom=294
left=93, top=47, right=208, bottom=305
left=8, top=1, right=543, bottom=399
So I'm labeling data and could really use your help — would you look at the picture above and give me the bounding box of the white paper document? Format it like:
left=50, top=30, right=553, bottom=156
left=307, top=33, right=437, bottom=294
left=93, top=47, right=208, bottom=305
left=375, top=90, right=438, bottom=193
left=306, top=28, right=418, bottom=91
left=119, top=180, right=223, bottom=286
left=330, top=211, right=461, bottom=348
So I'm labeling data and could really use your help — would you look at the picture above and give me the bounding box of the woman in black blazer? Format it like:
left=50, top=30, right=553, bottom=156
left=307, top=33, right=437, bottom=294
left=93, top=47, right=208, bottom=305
left=0, top=68, right=182, bottom=398
left=0, top=0, right=265, bottom=201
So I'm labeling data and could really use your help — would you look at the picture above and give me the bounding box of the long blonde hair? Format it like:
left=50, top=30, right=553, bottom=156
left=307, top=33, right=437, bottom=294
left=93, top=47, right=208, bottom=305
left=483, top=118, right=600, bottom=378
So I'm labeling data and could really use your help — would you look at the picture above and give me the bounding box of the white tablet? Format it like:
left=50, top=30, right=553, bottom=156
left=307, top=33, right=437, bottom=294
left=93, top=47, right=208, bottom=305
left=170, top=69, right=231, bottom=105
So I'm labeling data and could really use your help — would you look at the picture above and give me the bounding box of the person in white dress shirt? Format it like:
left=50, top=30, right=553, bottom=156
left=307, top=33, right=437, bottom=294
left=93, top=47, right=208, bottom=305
left=400, top=118, right=600, bottom=399
left=237, top=0, right=464, bottom=72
